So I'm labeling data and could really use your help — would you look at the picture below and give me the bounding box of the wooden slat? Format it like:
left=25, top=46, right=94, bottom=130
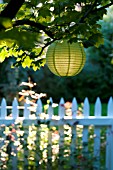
left=24, top=102, right=30, bottom=119
left=12, top=129, right=18, bottom=170
left=82, top=98, right=90, bottom=160
left=106, top=97, right=113, bottom=170
left=1, top=98, right=7, bottom=118
left=93, top=97, right=101, bottom=169
left=107, top=97, right=113, bottom=117
left=47, top=97, right=53, bottom=119
left=58, top=98, right=65, bottom=170
left=0, top=124, right=5, bottom=168
left=47, top=128, right=52, bottom=170
left=110, top=125, right=113, bottom=170
left=72, top=97, right=77, bottom=118
left=12, top=98, right=19, bottom=119
left=23, top=126, right=29, bottom=170
left=83, top=97, right=89, bottom=118
left=70, top=98, right=78, bottom=168
left=58, top=98, right=65, bottom=119
left=36, top=98, right=42, bottom=117
left=0, top=117, right=113, bottom=126
left=34, top=125, right=42, bottom=169
left=47, top=98, right=53, bottom=170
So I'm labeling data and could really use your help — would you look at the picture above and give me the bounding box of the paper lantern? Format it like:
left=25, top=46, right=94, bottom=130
left=46, top=40, right=86, bottom=76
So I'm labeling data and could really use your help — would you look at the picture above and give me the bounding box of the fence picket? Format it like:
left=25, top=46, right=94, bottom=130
left=72, top=97, right=78, bottom=118
left=47, top=97, right=53, bottom=170
left=12, top=130, right=18, bottom=170
left=23, top=126, right=29, bottom=170
left=95, top=97, right=101, bottom=117
left=34, top=125, right=42, bottom=170
left=82, top=98, right=90, bottom=160
left=1, top=98, right=7, bottom=118
left=59, top=98, right=65, bottom=119
left=83, top=97, right=89, bottom=117
left=24, top=102, right=30, bottom=119
left=36, top=98, right=42, bottom=117
left=107, top=97, right=113, bottom=117
left=110, top=124, right=113, bottom=170
left=70, top=98, right=78, bottom=168
left=12, top=99, right=18, bottom=170
left=0, top=99, right=6, bottom=167
left=12, top=98, right=19, bottom=119
left=47, top=97, right=53, bottom=119
left=106, top=97, right=113, bottom=170
left=47, top=128, right=52, bottom=170
left=58, top=98, right=65, bottom=170
left=23, top=100, right=30, bottom=169
left=93, top=97, right=101, bottom=169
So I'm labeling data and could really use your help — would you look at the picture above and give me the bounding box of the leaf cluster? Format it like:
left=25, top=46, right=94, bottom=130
left=0, top=0, right=113, bottom=69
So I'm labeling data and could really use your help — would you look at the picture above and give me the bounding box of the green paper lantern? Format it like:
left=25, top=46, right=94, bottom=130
left=46, top=40, right=86, bottom=76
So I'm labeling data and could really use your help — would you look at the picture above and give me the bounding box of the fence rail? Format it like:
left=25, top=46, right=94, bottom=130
left=0, top=97, right=113, bottom=170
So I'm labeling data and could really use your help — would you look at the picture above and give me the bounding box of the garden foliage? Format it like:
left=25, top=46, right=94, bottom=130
left=0, top=121, right=106, bottom=170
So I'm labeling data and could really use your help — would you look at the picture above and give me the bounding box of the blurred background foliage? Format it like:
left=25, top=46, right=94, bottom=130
left=0, top=6, right=113, bottom=104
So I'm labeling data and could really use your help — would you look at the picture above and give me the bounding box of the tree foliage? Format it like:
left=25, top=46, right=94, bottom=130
left=0, top=0, right=113, bottom=69
left=31, top=6, right=113, bottom=102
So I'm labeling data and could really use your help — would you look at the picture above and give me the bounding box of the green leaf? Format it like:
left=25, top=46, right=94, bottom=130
left=0, top=47, right=9, bottom=62
left=0, top=28, right=39, bottom=50
left=22, top=56, right=33, bottom=68
left=94, top=36, right=104, bottom=48
left=0, top=17, right=12, bottom=29
left=38, top=7, right=51, bottom=18
left=89, top=33, right=104, bottom=48
left=31, top=0, right=39, bottom=6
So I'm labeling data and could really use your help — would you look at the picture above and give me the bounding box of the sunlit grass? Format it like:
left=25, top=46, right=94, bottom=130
left=90, top=103, right=107, bottom=116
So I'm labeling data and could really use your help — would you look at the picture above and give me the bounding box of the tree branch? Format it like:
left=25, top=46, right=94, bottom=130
left=79, top=0, right=98, bottom=23
left=0, top=0, right=25, bottom=19
left=36, top=39, right=56, bottom=58
left=93, top=2, right=113, bottom=13
left=13, top=19, right=54, bottom=39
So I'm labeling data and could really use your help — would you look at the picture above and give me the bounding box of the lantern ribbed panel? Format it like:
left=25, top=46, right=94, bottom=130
left=46, top=41, right=86, bottom=76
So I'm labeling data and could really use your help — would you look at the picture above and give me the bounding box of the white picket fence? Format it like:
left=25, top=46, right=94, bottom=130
left=0, top=97, right=113, bottom=170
